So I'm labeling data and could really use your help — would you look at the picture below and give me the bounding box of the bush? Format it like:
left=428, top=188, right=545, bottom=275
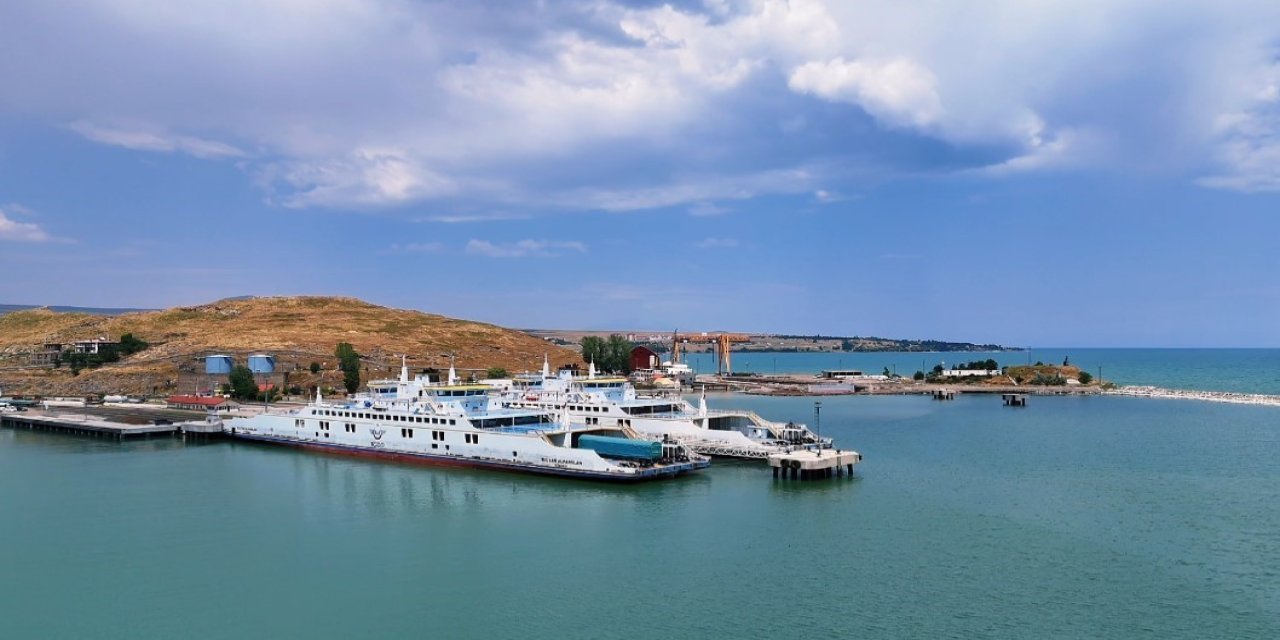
left=485, top=367, right=509, bottom=379
left=1077, top=371, right=1093, bottom=385
left=309, top=362, right=321, bottom=374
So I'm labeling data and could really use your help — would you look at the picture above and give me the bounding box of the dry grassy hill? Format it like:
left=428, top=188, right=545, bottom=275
left=0, top=296, right=581, bottom=396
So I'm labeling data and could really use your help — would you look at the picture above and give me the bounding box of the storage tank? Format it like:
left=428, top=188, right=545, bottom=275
left=205, top=355, right=234, bottom=375
left=247, top=354, right=276, bottom=374
left=576, top=435, right=662, bottom=461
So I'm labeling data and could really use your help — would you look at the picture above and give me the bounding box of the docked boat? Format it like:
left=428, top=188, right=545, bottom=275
left=494, top=359, right=835, bottom=460
left=221, top=361, right=708, bottom=482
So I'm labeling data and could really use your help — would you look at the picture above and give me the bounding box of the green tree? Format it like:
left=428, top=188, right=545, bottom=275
left=485, top=367, right=509, bottom=379
left=581, top=337, right=606, bottom=370
left=913, top=370, right=925, bottom=381
left=118, top=333, right=148, bottom=356
left=605, top=334, right=633, bottom=373
left=335, top=343, right=361, bottom=393
left=309, top=362, right=321, bottom=374
left=1077, top=371, right=1094, bottom=385
left=228, top=365, right=258, bottom=400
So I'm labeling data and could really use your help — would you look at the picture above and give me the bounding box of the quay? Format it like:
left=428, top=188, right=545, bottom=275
left=769, top=448, right=862, bottom=480
left=0, top=408, right=221, bottom=440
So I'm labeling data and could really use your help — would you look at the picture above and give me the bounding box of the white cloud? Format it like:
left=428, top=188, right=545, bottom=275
left=5, top=0, right=1280, bottom=206
left=265, top=148, right=455, bottom=208
left=0, top=205, right=58, bottom=243
left=465, top=239, right=587, bottom=258
left=1198, top=63, right=1280, bottom=191
left=69, top=121, right=244, bottom=159
left=789, top=57, right=944, bottom=130
left=693, top=237, right=739, bottom=249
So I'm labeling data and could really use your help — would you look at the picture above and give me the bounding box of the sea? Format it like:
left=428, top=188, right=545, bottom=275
left=2, top=349, right=1279, bottom=638
left=683, top=347, right=1280, bottom=395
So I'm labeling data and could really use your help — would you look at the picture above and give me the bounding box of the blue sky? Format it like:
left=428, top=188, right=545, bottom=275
left=2, top=0, right=1280, bottom=347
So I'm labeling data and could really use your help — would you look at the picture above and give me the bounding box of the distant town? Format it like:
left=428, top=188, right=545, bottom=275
left=525, top=329, right=1016, bottom=354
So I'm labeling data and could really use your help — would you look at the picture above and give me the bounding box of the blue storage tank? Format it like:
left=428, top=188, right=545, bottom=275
left=247, top=354, right=276, bottom=374
left=205, top=355, right=233, bottom=375
left=577, top=435, right=662, bottom=461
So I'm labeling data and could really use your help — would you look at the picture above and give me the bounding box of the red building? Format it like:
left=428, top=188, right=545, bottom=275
left=629, top=345, right=660, bottom=372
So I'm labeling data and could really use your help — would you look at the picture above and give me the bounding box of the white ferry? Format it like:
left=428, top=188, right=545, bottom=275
left=221, top=362, right=708, bottom=482
left=493, top=359, right=835, bottom=460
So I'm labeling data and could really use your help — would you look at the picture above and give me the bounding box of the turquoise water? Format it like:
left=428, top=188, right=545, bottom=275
left=683, top=348, right=1280, bottom=394
left=3, top=392, right=1280, bottom=638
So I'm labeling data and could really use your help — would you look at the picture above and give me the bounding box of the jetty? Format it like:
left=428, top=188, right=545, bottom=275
left=769, top=448, right=861, bottom=480
left=0, top=408, right=222, bottom=440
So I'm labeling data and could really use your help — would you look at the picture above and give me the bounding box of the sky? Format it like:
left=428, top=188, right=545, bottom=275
left=1, top=0, right=1279, bottom=347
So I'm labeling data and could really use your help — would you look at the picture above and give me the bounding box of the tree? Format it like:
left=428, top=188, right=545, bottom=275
left=309, top=362, right=321, bottom=374
left=485, top=367, right=509, bottom=379
left=228, top=365, right=258, bottom=400
left=581, top=336, right=606, bottom=370
left=932, top=364, right=944, bottom=374
left=335, top=342, right=361, bottom=394
left=913, top=370, right=925, bottom=381
left=605, top=334, right=633, bottom=373
left=118, top=333, right=148, bottom=356
left=1077, top=371, right=1093, bottom=385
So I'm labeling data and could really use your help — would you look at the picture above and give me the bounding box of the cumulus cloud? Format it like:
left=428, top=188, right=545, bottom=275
left=0, top=205, right=58, bottom=243
left=4, top=0, right=1280, bottom=207
left=789, top=57, right=943, bottom=130
left=465, top=239, right=587, bottom=258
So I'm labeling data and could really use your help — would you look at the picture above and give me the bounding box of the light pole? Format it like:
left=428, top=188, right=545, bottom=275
left=814, top=401, right=821, bottom=453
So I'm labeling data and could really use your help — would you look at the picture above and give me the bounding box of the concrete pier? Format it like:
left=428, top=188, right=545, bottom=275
left=932, top=389, right=956, bottom=400
left=769, top=448, right=862, bottom=480
left=1002, top=393, right=1028, bottom=407
left=1, top=412, right=181, bottom=439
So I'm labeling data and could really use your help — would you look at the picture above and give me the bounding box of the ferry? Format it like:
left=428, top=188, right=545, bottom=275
left=493, top=359, right=835, bottom=460
left=221, top=361, right=708, bottom=482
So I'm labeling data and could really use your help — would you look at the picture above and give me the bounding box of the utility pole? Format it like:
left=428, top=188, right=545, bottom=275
left=814, top=401, right=821, bottom=453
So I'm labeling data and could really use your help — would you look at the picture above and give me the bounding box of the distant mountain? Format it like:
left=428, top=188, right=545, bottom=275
left=0, top=304, right=153, bottom=317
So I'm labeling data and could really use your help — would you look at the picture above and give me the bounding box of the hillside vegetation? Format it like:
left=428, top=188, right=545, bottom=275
left=0, top=296, right=579, bottom=396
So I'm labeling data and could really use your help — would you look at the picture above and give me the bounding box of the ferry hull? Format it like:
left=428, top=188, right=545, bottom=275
left=228, top=432, right=708, bottom=483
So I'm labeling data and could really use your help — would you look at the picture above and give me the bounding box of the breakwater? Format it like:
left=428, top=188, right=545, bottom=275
left=1109, top=385, right=1280, bottom=407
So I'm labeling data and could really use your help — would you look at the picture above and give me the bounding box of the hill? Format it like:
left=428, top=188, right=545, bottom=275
left=0, top=296, right=580, bottom=396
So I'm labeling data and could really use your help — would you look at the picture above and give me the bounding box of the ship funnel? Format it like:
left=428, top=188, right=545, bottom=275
left=399, top=355, right=409, bottom=384
left=542, top=354, right=551, bottom=378
left=448, top=360, right=459, bottom=385
left=315, top=386, right=323, bottom=405
left=698, top=388, right=708, bottom=417
left=588, top=360, right=597, bottom=380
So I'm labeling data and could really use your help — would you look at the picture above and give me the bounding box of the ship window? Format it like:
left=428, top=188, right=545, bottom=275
left=513, top=451, right=517, bottom=457
left=432, top=443, right=438, bottom=449
left=408, top=429, right=414, bottom=438
left=295, top=419, right=304, bottom=428
left=449, top=419, right=456, bottom=425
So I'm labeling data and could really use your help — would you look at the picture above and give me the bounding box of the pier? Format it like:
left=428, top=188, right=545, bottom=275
left=0, top=408, right=220, bottom=440
left=769, top=448, right=862, bottom=480
left=931, top=389, right=956, bottom=400
left=1002, top=393, right=1028, bottom=407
